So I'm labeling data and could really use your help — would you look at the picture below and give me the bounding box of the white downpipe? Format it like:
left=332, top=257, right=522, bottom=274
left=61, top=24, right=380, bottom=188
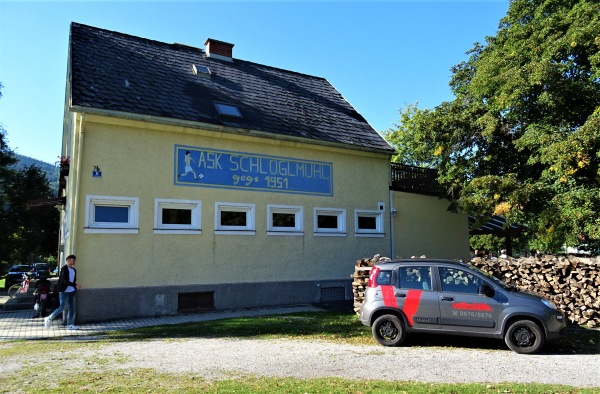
left=389, top=189, right=395, bottom=258
left=69, top=113, right=84, bottom=255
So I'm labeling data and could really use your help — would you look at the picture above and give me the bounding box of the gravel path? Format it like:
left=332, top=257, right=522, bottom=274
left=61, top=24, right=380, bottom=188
left=72, top=337, right=599, bottom=388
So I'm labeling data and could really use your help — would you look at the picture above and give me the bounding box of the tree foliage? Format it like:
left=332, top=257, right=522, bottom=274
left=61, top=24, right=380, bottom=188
left=384, top=0, right=600, bottom=250
left=0, top=83, right=59, bottom=265
left=0, top=84, right=18, bottom=193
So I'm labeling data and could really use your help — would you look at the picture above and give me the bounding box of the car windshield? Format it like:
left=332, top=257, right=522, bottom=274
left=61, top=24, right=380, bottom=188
left=467, top=264, right=511, bottom=290
left=11, top=266, right=30, bottom=272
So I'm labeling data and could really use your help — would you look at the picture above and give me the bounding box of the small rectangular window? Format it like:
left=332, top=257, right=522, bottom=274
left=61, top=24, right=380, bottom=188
left=318, top=215, right=338, bottom=228
left=314, top=208, right=346, bottom=236
left=273, top=213, right=295, bottom=227
left=355, top=209, right=384, bottom=237
left=267, top=205, right=303, bottom=235
left=162, top=209, right=192, bottom=225
left=192, top=64, right=211, bottom=76
left=215, top=202, right=255, bottom=234
left=95, top=206, right=129, bottom=223
left=85, top=195, right=139, bottom=234
left=358, top=216, right=376, bottom=230
left=221, top=211, right=247, bottom=226
left=214, top=102, right=242, bottom=117
left=154, top=199, right=201, bottom=234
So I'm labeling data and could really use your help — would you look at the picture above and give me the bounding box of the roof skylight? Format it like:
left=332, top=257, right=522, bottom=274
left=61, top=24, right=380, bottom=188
left=192, top=64, right=211, bottom=76
left=214, top=102, right=242, bottom=117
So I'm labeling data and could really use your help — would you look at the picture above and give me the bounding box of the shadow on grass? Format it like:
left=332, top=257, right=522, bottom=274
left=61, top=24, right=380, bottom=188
left=103, top=310, right=599, bottom=355
left=104, top=311, right=372, bottom=343
left=544, top=326, right=600, bottom=355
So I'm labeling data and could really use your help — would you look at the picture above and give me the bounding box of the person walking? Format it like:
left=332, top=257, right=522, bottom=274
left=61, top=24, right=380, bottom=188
left=44, top=255, right=82, bottom=330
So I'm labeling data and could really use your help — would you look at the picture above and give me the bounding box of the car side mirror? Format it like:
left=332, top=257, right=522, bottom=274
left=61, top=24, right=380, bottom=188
left=478, top=284, right=495, bottom=297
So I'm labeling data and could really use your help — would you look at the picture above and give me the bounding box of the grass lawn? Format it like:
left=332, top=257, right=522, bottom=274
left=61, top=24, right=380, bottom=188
left=1, top=311, right=598, bottom=393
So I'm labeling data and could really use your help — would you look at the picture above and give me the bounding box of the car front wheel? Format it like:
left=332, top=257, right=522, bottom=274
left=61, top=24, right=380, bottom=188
left=505, top=319, right=545, bottom=354
left=372, top=314, right=405, bottom=346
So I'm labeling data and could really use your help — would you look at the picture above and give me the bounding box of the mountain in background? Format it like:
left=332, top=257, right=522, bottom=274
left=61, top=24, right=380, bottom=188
left=15, top=154, right=59, bottom=195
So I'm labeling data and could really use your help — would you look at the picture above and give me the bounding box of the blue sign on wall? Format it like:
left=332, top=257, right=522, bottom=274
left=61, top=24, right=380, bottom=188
left=174, top=145, right=333, bottom=196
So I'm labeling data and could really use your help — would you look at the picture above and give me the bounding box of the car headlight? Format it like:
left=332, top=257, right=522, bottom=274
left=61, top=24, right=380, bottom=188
left=542, top=299, right=558, bottom=311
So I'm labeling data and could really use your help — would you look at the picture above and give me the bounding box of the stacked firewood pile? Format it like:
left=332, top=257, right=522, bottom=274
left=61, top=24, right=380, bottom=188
left=351, top=254, right=599, bottom=327
left=352, top=254, right=390, bottom=314
left=470, top=255, right=600, bottom=327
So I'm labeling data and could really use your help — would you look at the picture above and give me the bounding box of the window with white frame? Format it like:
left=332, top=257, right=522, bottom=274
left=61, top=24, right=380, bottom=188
left=85, top=195, right=139, bottom=234
left=267, top=205, right=303, bottom=235
left=314, top=208, right=346, bottom=236
left=355, top=209, right=384, bottom=237
left=154, top=199, right=201, bottom=234
left=215, top=202, right=255, bottom=234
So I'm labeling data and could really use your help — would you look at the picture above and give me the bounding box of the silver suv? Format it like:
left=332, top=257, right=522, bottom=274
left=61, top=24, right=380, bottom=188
left=359, top=259, right=566, bottom=354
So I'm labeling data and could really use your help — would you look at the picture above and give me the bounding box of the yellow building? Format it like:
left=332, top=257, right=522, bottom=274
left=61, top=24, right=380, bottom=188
left=59, top=23, right=469, bottom=322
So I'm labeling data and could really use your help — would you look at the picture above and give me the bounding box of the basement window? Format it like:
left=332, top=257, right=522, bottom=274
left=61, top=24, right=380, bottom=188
left=214, top=102, right=242, bottom=117
left=178, top=291, right=214, bottom=312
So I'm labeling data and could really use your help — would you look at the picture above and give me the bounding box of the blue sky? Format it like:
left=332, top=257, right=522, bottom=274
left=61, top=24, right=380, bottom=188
left=0, top=1, right=509, bottom=164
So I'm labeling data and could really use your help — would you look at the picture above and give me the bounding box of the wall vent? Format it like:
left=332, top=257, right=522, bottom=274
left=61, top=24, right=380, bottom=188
left=320, top=286, right=346, bottom=302
left=178, top=291, right=214, bottom=312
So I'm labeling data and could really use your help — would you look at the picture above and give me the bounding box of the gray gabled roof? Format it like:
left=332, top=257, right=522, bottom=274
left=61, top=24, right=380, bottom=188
left=68, top=23, right=394, bottom=153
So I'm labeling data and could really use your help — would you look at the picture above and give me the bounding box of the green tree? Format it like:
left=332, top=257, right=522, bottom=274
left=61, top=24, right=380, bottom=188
left=4, top=165, right=59, bottom=262
left=0, top=83, right=59, bottom=264
left=0, top=83, right=19, bottom=263
left=385, top=0, right=600, bottom=250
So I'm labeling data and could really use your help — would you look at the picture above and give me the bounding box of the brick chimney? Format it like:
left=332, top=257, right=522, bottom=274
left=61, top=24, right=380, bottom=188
left=204, top=38, right=234, bottom=62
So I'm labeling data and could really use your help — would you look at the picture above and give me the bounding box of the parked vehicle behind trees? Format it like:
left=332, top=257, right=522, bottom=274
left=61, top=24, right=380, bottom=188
left=5, top=264, right=31, bottom=288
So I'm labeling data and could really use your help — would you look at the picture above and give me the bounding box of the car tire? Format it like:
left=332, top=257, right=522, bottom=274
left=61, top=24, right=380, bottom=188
left=372, top=314, right=405, bottom=347
left=505, top=319, right=545, bottom=354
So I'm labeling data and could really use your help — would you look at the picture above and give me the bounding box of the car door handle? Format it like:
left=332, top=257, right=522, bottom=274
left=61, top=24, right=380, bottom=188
left=395, top=293, right=406, bottom=298
left=441, top=297, right=454, bottom=301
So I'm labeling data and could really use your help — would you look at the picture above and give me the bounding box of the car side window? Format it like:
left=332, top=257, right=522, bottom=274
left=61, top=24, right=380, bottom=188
left=398, top=266, right=432, bottom=291
left=439, top=267, right=482, bottom=294
left=375, top=270, right=392, bottom=285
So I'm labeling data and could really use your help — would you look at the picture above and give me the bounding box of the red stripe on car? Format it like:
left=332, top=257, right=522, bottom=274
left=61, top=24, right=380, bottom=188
left=403, top=290, right=423, bottom=327
left=380, top=285, right=397, bottom=308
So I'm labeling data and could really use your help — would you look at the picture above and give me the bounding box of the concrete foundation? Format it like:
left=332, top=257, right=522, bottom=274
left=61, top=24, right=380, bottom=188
left=74, top=279, right=352, bottom=323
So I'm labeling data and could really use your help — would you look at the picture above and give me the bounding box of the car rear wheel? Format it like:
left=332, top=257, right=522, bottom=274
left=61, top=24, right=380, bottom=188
left=372, top=314, right=405, bottom=346
left=505, top=319, right=545, bottom=354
